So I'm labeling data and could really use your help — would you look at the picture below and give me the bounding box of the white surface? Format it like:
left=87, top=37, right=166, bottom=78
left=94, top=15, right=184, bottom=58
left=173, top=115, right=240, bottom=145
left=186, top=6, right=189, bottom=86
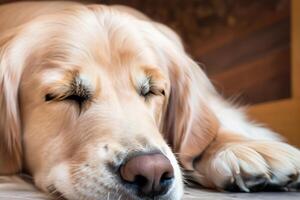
left=1, top=176, right=300, bottom=200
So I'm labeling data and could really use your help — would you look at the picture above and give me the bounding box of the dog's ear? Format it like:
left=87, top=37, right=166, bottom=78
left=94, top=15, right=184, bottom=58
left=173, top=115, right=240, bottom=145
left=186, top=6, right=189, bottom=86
left=162, top=52, right=220, bottom=170
left=0, top=31, right=23, bottom=174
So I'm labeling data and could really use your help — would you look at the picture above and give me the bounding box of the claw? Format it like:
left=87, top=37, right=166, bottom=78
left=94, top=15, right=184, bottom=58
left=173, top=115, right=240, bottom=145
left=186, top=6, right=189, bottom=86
left=234, top=173, right=250, bottom=192
left=247, top=175, right=268, bottom=192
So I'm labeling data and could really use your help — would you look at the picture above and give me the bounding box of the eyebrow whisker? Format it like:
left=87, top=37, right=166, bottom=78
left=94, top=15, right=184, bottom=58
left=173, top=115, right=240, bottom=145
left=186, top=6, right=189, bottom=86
left=140, top=76, right=151, bottom=96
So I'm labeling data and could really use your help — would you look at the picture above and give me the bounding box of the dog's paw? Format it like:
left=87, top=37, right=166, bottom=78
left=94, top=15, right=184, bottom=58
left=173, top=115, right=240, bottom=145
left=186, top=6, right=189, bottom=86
left=190, top=141, right=300, bottom=192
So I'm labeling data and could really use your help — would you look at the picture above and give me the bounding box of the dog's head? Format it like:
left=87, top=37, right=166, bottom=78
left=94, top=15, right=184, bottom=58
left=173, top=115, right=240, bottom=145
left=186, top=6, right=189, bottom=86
left=0, top=5, right=219, bottom=200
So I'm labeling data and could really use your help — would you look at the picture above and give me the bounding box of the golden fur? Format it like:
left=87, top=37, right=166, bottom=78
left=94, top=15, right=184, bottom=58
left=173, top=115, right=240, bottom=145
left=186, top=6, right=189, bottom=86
left=0, top=1, right=300, bottom=200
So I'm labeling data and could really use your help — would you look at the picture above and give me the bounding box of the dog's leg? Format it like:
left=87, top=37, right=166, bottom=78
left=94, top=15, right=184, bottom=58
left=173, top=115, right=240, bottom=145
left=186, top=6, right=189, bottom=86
left=189, top=125, right=300, bottom=192
left=181, top=97, right=300, bottom=192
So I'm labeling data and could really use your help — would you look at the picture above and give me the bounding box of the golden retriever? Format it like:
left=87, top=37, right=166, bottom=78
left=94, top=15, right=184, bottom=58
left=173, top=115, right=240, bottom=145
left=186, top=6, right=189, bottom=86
left=0, top=1, right=299, bottom=200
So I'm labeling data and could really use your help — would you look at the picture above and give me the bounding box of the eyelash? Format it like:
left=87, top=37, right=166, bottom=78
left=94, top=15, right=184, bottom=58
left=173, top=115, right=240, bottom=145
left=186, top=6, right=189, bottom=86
left=140, top=85, right=165, bottom=98
left=143, top=89, right=165, bottom=97
left=44, top=93, right=89, bottom=107
left=65, top=94, right=88, bottom=105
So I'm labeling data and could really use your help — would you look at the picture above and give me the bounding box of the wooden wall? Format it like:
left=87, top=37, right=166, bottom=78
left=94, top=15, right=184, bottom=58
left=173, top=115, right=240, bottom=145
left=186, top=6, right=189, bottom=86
left=248, top=0, right=300, bottom=147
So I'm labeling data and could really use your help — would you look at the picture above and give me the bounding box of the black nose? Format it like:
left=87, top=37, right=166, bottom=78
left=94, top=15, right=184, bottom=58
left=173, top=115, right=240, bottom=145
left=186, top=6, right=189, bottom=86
left=119, top=153, right=174, bottom=197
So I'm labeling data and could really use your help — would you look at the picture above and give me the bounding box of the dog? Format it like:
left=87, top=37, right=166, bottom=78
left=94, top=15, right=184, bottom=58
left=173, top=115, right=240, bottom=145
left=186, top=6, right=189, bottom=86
left=0, top=1, right=299, bottom=200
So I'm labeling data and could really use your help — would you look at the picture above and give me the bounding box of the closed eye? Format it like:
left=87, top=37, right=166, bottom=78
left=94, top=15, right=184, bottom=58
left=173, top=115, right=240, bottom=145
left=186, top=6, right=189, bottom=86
left=45, top=93, right=89, bottom=107
left=44, top=75, right=92, bottom=109
left=141, top=87, right=165, bottom=97
left=64, top=94, right=89, bottom=103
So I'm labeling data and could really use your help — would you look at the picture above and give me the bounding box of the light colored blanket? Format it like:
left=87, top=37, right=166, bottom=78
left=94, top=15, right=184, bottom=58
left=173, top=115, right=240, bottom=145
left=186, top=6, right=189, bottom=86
left=0, top=176, right=48, bottom=200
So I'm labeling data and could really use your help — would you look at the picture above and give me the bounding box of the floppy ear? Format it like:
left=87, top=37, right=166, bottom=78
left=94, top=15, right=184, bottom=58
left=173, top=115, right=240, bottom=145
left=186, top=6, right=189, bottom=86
left=162, top=52, right=220, bottom=170
left=0, top=31, right=23, bottom=174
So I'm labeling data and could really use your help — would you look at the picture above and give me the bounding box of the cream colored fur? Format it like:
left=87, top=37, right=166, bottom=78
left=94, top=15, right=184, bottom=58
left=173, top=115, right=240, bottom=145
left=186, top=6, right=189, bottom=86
left=0, top=1, right=300, bottom=200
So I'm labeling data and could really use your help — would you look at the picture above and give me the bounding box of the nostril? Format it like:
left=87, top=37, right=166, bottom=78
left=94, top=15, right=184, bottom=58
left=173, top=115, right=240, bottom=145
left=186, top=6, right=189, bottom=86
left=162, top=171, right=174, bottom=180
left=160, top=172, right=173, bottom=184
left=133, top=175, right=148, bottom=187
